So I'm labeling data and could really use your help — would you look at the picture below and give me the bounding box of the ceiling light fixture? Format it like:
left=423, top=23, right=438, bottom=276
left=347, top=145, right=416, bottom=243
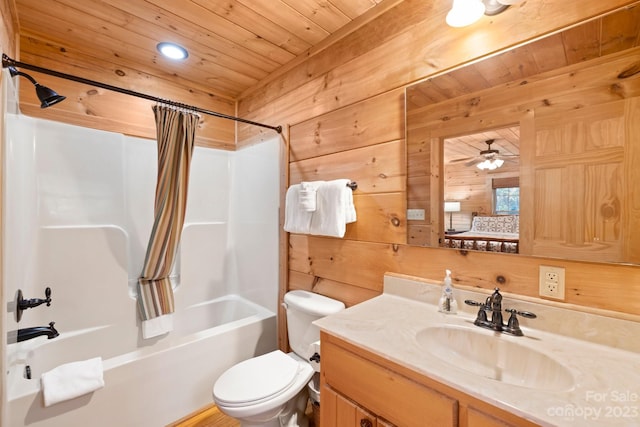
left=446, top=0, right=485, bottom=27
left=476, top=158, right=504, bottom=170
left=157, top=42, right=189, bottom=60
left=446, top=0, right=514, bottom=27
left=483, top=0, right=509, bottom=15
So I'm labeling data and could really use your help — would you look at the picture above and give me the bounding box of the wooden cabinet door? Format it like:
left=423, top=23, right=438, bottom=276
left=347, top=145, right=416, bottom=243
left=323, top=338, right=458, bottom=426
left=320, top=384, right=339, bottom=427
left=321, top=384, right=380, bottom=427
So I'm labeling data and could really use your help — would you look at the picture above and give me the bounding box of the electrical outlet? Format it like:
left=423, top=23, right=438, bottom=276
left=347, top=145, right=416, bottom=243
left=407, top=209, right=425, bottom=220
left=539, top=266, right=565, bottom=300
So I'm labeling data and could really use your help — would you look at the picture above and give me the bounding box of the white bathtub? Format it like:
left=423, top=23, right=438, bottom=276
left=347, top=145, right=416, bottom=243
left=7, top=295, right=276, bottom=427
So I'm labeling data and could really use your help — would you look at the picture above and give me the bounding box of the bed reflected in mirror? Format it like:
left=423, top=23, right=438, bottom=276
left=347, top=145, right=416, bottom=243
left=441, top=127, right=521, bottom=253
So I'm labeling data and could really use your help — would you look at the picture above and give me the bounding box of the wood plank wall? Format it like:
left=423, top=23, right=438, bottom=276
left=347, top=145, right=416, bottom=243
left=233, top=0, right=640, bottom=350
left=13, top=58, right=237, bottom=150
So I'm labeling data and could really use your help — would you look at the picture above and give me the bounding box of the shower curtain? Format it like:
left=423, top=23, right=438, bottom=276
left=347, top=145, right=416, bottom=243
left=137, top=105, right=199, bottom=339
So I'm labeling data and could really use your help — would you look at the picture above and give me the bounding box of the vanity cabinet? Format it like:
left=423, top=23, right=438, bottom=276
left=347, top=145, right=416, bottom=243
left=322, top=386, right=394, bottom=427
left=320, top=332, right=538, bottom=427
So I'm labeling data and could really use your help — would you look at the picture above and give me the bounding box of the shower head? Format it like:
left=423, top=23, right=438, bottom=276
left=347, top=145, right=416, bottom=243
left=6, top=66, right=66, bottom=108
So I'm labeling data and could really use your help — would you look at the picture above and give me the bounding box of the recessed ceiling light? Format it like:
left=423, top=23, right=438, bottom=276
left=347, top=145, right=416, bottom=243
left=157, top=42, right=189, bottom=60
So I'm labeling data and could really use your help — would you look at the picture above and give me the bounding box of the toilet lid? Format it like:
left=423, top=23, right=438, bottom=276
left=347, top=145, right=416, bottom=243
left=213, top=350, right=300, bottom=405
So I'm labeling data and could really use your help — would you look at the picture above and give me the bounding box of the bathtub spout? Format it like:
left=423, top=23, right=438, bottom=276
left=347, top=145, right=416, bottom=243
left=17, top=322, right=59, bottom=342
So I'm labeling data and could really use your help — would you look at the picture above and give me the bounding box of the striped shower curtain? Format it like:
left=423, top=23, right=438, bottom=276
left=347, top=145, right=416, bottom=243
left=137, top=105, right=199, bottom=339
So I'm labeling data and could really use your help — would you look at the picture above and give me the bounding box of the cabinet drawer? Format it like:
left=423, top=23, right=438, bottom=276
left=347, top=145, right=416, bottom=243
left=323, top=339, right=457, bottom=427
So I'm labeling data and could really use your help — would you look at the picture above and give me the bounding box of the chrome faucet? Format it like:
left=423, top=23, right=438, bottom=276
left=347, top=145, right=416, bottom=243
left=16, top=322, right=59, bottom=342
left=465, top=288, right=536, bottom=336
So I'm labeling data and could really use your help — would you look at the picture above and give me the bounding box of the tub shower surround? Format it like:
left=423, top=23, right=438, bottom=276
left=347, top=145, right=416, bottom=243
left=3, top=114, right=280, bottom=426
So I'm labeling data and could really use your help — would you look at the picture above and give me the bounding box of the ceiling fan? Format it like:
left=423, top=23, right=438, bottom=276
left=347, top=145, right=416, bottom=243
left=449, top=139, right=519, bottom=170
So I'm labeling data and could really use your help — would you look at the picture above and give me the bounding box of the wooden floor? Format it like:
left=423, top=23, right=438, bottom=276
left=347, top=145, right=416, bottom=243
left=167, top=404, right=239, bottom=427
left=168, top=402, right=317, bottom=427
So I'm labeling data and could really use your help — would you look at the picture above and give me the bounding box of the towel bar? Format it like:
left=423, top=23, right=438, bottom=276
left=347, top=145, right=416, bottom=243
left=347, top=181, right=357, bottom=190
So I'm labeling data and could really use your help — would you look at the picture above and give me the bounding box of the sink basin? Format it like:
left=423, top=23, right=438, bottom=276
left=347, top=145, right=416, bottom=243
left=416, top=325, right=575, bottom=391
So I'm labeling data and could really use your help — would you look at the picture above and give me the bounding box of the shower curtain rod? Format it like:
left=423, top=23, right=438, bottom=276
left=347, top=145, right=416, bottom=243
left=2, top=54, right=282, bottom=134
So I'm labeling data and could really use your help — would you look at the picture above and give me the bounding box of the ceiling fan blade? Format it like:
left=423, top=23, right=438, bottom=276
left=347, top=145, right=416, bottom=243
left=501, top=157, right=519, bottom=163
left=497, top=153, right=519, bottom=160
left=464, top=158, right=481, bottom=167
left=448, top=156, right=475, bottom=164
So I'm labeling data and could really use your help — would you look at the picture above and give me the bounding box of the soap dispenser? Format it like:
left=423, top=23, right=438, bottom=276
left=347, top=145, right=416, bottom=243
left=438, top=269, right=458, bottom=314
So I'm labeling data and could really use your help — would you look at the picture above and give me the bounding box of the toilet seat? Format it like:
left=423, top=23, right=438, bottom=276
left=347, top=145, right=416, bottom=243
left=213, top=350, right=304, bottom=407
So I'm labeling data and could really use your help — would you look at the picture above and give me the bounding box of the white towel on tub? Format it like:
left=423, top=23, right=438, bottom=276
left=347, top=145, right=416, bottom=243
left=41, top=357, right=104, bottom=407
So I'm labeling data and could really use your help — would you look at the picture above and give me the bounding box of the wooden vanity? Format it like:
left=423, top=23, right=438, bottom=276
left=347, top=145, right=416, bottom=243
left=315, top=273, right=640, bottom=427
left=320, top=331, right=538, bottom=427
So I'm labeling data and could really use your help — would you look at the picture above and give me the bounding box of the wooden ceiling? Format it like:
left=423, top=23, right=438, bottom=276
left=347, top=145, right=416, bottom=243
left=13, top=0, right=392, bottom=102
left=9, top=0, right=640, bottom=149
left=444, top=126, right=519, bottom=165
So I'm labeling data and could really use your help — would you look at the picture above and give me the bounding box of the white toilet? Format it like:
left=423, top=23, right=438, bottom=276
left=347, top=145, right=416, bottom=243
left=212, top=290, right=345, bottom=427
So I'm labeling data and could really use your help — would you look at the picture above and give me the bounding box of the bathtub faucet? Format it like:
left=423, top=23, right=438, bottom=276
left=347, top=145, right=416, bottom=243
left=18, top=287, right=52, bottom=310
left=16, top=287, right=52, bottom=322
left=17, top=322, right=59, bottom=342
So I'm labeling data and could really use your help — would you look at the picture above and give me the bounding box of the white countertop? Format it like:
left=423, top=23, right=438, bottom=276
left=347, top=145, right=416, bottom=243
left=315, top=273, right=640, bottom=427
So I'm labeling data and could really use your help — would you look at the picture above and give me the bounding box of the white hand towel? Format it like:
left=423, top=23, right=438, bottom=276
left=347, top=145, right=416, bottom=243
left=284, top=184, right=314, bottom=234
left=41, top=357, right=104, bottom=407
left=299, top=181, right=319, bottom=211
left=309, top=179, right=355, bottom=238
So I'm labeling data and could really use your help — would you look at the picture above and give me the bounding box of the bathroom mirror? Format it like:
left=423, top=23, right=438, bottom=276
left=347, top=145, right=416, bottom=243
left=405, top=7, right=640, bottom=265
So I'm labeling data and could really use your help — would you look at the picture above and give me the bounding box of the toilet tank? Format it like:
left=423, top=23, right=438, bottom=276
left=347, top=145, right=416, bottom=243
left=284, top=290, right=345, bottom=362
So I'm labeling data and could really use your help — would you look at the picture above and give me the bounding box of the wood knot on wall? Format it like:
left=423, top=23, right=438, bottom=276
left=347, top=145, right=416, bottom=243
left=314, top=122, right=321, bottom=145
left=618, top=62, right=640, bottom=79
left=468, top=97, right=480, bottom=106
left=610, top=83, right=625, bottom=98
